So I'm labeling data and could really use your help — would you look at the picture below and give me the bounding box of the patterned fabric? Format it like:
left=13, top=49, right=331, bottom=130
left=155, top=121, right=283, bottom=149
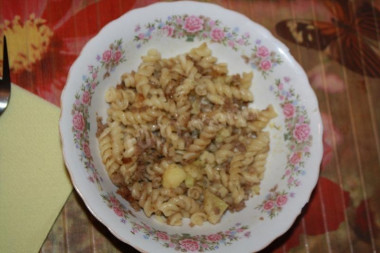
left=0, top=0, right=136, bottom=105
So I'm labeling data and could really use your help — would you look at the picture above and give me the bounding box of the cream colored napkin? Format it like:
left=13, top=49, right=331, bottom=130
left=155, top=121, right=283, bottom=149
left=0, top=84, right=72, bottom=253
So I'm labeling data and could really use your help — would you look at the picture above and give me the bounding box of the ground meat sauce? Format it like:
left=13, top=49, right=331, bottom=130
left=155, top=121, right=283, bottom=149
left=96, top=116, right=107, bottom=138
left=117, top=186, right=140, bottom=211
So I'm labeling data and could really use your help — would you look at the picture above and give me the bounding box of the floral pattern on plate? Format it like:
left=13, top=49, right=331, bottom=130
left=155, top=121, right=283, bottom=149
left=256, top=185, right=289, bottom=218
left=256, top=77, right=313, bottom=217
left=132, top=14, right=282, bottom=77
left=242, top=40, right=283, bottom=79
left=133, top=14, right=250, bottom=50
left=130, top=222, right=250, bottom=252
left=96, top=39, right=126, bottom=78
left=102, top=192, right=136, bottom=219
left=72, top=64, right=102, bottom=189
left=272, top=77, right=312, bottom=188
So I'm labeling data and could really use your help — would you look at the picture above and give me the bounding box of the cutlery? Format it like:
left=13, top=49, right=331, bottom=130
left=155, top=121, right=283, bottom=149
left=0, top=36, right=11, bottom=115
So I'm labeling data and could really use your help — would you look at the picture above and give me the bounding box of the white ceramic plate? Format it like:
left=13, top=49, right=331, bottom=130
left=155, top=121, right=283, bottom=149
left=59, top=1, right=323, bottom=252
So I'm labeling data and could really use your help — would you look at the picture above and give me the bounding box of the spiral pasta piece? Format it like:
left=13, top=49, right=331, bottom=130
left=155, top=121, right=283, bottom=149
left=111, top=109, right=162, bottom=126
left=183, top=124, right=221, bottom=161
left=248, top=105, right=277, bottom=132
left=205, top=78, right=253, bottom=103
left=105, top=87, right=135, bottom=111
left=98, top=127, right=119, bottom=175
left=190, top=212, right=208, bottom=226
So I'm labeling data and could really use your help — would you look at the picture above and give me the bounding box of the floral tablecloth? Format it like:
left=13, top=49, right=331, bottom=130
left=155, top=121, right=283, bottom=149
left=1, top=0, right=379, bottom=252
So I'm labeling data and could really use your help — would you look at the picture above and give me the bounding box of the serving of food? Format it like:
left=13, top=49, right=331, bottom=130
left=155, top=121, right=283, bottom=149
left=60, top=1, right=322, bottom=252
left=97, top=43, right=276, bottom=227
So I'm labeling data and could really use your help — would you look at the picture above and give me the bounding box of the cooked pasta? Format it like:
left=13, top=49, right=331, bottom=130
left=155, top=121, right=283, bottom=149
left=97, top=43, right=276, bottom=226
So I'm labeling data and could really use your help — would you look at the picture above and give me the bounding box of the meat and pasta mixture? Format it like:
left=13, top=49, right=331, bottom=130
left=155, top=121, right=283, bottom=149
left=97, top=43, right=276, bottom=226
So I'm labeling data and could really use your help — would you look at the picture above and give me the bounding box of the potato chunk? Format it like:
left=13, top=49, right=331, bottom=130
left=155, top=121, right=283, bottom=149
left=204, top=190, right=229, bottom=224
left=162, top=164, right=186, bottom=189
left=183, top=163, right=202, bottom=188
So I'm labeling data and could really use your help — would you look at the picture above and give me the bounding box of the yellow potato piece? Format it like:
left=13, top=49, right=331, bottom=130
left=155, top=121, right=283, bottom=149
left=183, top=162, right=203, bottom=180
left=204, top=190, right=229, bottom=224
left=183, top=163, right=202, bottom=188
left=162, top=164, right=186, bottom=189
left=185, top=175, right=195, bottom=188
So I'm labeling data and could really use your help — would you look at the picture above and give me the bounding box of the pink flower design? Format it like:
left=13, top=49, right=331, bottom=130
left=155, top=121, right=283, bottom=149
left=257, top=46, right=270, bottom=58
left=179, top=239, right=200, bottom=251
left=102, top=50, right=112, bottom=62
left=290, top=152, right=302, bottom=165
left=72, top=112, right=85, bottom=131
left=82, top=142, right=91, bottom=158
left=260, top=59, right=272, bottom=71
left=82, top=91, right=91, bottom=104
left=207, top=233, right=222, bottom=242
left=176, top=18, right=183, bottom=24
left=276, top=194, right=288, bottom=206
left=162, top=25, right=174, bottom=37
left=183, top=15, right=204, bottom=33
left=109, top=196, right=119, bottom=205
left=112, top=50, right=122, bottom=62
left=237, top=38, right=244, bottom=45
left=210, top=27, right=225, bottom=41
left=92, top=71, right=97, bottom=79
left=293, top=123, right=311, bottom=142
left=263, top=200, right=275, bottom=210
left=113, top=206, right=124, bottom=217
left=283, top=103, right=295, bottom=118
left=138, top=33, right=145, bottom=39
left=156, top=231, right=170, bottom=241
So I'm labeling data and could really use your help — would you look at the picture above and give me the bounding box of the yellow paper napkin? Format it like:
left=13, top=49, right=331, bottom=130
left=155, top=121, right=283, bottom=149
left=0, top=84, right=72, bottom=253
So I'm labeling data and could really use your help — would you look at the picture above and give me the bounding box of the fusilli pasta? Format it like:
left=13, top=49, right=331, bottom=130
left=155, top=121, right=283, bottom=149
left=97, top=43, right=276, bottom=226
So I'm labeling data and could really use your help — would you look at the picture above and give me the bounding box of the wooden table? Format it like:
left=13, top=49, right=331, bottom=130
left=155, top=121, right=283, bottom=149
left=2, top=0, right=379, bottom=252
